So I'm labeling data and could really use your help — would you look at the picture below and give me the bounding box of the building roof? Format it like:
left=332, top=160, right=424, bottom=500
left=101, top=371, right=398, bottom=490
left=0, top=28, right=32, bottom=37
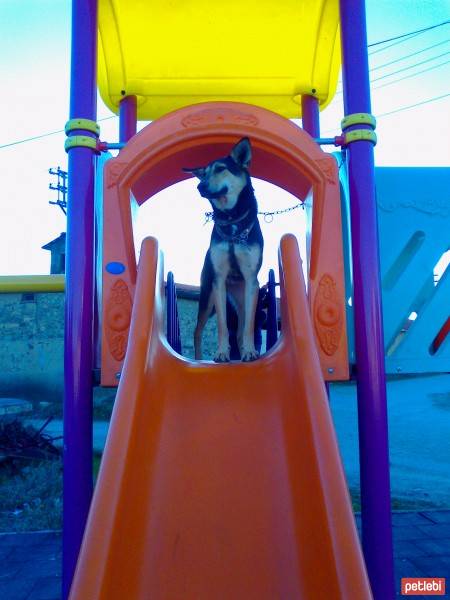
left=42, top=232, right=66, bottom=252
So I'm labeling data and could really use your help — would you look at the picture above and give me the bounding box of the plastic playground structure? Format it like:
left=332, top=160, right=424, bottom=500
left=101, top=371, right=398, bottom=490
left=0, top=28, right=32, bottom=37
left=4, top=1, right=449, bottom=599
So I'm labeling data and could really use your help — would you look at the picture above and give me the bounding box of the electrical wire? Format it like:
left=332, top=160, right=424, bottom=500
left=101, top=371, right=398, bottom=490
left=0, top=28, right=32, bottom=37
left=0, top=115, right=116, bottom=150
left=371, top=50, right=450, bottom=83
left=0, top=128, right=65, bottom=150
left=334, top=26, right=450, bottom=84
left=376, top=92, right=450, bottom=118
left=372, top=59, right=450, bottom=91
left=320, top=91, right=450, bottom=136
left=330, top=47, right=450, bottom=99
left=370, top=39, right=450, bottom=72
left=368, top=22, right=450, bottom=58
left=368, top=20, right=450, bottom=48
left=369, top=31, right=425, bottom=56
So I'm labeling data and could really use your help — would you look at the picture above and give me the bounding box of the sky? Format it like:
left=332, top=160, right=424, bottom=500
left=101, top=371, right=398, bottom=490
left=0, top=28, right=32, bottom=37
left=1, top=0, right=449, bottom=285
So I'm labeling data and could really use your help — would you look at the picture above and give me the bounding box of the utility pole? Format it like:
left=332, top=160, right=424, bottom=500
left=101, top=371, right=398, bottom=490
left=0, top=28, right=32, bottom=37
left=49, top=167, right=68, bottom=214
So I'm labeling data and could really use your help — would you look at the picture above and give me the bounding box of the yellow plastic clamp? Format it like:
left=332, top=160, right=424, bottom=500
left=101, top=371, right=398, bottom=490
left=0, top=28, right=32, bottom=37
left=343, top=129, right=377, bottom=146
left=341, top=113, right=376, bottom=130
left=65, top=118, right=100, bottom=136
left=64, top=136, right=99, bottom=153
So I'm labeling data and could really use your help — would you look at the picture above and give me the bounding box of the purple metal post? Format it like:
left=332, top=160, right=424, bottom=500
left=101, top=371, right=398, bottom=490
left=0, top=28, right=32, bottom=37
left=301, top=94, right=320, bottom=137
left=119, top=95, right=137, bottom=143
left=339, top=1, right=395, bottom=598
left=63, top=0, right=98, bottom=598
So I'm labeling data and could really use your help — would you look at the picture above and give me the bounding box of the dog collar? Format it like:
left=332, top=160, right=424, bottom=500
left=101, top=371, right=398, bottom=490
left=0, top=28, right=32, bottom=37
left=214, top=218, right=256, bottom=245
left=213, top=209, right=250, bottom=226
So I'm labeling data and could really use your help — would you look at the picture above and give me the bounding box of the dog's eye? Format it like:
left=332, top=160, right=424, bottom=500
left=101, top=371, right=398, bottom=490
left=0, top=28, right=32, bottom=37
left=214, top=166, right=226, bottom=173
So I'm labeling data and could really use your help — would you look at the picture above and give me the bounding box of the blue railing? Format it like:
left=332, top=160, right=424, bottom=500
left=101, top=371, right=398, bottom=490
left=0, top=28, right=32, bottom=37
left=166, top=271, right=182, bottom=354
left=266, top=269, right=279, bottom=351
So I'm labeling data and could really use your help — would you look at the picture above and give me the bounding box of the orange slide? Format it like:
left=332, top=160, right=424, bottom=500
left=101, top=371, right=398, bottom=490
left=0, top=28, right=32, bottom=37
left=70, top=234, right=372, bottom=600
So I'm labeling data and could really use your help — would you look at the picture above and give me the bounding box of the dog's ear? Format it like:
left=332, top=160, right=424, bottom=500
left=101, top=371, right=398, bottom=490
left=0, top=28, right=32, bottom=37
left=230, top=137, right=251, bottom=169
left=182, top=166, right=206, bottom=179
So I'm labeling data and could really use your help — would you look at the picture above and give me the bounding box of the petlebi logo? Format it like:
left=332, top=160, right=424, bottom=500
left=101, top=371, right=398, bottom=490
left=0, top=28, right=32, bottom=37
left=401, top=578, right=446, bottom=595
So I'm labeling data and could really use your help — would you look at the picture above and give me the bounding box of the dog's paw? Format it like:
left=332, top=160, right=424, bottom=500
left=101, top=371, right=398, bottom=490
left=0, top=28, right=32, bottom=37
left=214, top=349, right=231, bottom=363
left=241, top=349, right=260, bottom=362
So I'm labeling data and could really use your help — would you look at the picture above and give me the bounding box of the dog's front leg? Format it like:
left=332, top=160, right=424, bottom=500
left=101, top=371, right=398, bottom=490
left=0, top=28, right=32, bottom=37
left=234, top=244, right=261, bottom=362
left=241, top=277, right=259, bottom=361
left=213, top=276, right=230, bottom=362
left=210, top=244, right=231, bottom=362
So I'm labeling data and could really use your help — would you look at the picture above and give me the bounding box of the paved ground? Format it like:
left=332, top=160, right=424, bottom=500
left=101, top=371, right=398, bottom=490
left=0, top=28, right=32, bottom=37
left=330, top=374, right=450, bottom=507
left=0, top=511, right=449, bottom=599
left=0, top=530, right=61, bottom=600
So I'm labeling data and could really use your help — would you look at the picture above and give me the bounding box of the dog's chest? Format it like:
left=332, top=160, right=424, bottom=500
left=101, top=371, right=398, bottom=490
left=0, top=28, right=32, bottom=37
left=210, top=241, right=260, bottom=281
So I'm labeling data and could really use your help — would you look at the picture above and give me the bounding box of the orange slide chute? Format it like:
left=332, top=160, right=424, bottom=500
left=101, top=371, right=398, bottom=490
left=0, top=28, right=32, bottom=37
left=70, top=234, right=371, bottom=599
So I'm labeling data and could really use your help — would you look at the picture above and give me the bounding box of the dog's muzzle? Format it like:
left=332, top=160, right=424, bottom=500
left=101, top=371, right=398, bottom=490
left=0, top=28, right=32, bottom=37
left=198, top=183, right=228, bottom=200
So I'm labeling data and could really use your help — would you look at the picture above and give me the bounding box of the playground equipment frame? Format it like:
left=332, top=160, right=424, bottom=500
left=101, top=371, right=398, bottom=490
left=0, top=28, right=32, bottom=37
left=63, top=1, right=394, bottom=598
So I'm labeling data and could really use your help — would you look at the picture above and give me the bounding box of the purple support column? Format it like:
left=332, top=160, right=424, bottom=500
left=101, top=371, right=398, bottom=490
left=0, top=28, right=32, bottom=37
left=63, top=1, right=98, bottom=598
left=301, top=94, right=320, bottom=137
left=119, top=95, right=137, bottom=143
left=339, top=1, right=395, bottom=599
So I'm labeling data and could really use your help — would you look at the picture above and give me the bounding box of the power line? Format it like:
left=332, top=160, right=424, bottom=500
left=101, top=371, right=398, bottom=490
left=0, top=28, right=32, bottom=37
left=0, top=116, right=116, bottom=150
left=371, top=39, right=450, bottom=72
left=369, top=31, right=424, bottom=56
left=0, top=128, right=65, bottom=149
left=372, top=59, right=450, bottom=92
left=369, top=21, right=450, bottom=56
left=376, top=92, right=450, bottom=118
left=371, top=50, right=450, bottom=83
left=326, top=24, right=450, bottom=115
left=331, top=47, right=450, bottom=99
left=335, top=34, right=450, bottom=96
left=321, top=92, right=450, bottom=135
left=368, top=20, right=450, bottom=48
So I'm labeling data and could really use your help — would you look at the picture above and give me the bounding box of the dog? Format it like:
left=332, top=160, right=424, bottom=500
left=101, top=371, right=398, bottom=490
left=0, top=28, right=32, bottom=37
left=183, top=137, right=264, bottom=362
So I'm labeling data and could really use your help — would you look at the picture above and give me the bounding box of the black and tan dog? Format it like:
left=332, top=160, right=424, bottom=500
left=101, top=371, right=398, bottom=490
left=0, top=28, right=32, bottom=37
left=183, top=137, right=263, bottom=362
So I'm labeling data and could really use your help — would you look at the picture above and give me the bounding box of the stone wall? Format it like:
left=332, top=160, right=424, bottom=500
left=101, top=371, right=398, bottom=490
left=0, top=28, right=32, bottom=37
left=0, top=290, right=217, bottom=404
left=0, top=292, right=64, bottom=405
left=175, top=297, right=217, bottom=360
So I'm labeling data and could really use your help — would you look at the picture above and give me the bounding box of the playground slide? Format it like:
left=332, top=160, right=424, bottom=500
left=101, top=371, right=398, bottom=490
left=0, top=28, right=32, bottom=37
left=69, top=234, right=371, bottom=599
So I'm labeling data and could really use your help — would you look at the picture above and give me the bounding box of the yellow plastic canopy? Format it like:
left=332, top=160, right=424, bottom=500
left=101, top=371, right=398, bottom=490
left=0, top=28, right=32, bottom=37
left=98, top=0, right=341, bottom=120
